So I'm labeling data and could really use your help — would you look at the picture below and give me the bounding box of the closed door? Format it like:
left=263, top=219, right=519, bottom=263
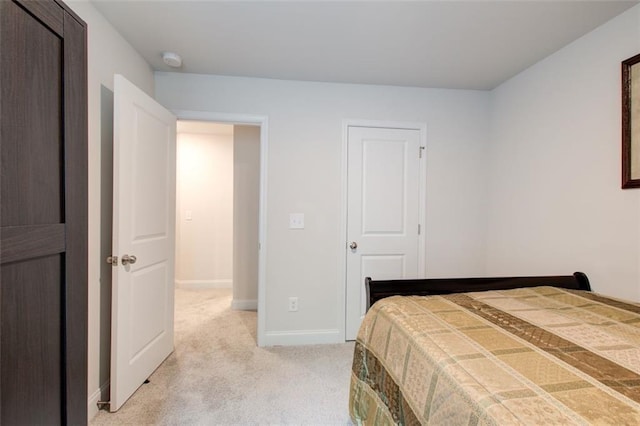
left=110, top=75, right=177, bottom=411
left=345, top=126, right=424, bottom=340
left=0, top=0, right=87, bottom=423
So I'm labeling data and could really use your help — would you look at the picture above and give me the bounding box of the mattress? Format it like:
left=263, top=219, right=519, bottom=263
left=349, top=286, right=640, bottom=425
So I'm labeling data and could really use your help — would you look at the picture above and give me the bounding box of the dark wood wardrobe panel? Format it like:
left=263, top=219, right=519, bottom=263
left=0, top=0, right=88, bottom=424
left=16, top=0, right=63, bottom=34
left=1, top=256, right=63, bottom=423
left=1, top=0, right=63, bottom=227
left=62, top=7, right=89, bottom=422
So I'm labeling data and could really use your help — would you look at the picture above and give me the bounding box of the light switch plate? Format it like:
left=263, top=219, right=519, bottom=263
left=289, top=213, right=304, bottom=229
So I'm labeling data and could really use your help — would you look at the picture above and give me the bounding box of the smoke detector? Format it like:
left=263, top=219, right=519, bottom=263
left=162, top=52, right=182, bottom=68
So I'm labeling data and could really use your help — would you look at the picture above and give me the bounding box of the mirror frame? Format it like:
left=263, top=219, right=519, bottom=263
left=622, top=52, right=640, bottom=188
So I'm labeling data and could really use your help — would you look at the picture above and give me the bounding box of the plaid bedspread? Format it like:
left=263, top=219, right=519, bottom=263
left=349, top=286, right=640, bottom=425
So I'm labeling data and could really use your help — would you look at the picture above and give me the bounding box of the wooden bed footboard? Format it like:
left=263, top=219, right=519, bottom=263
left=365, top=271, right=590, bottom=312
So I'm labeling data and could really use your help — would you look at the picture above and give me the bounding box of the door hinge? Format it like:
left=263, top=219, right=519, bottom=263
left=418, top=224, right=421, bottom=235
left=419, top=146, right=425, bottom=158
left=106, top=255, right=118, bottom=266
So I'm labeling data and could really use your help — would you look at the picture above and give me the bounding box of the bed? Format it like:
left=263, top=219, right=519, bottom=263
left=349, top=272, right=640, bottom=425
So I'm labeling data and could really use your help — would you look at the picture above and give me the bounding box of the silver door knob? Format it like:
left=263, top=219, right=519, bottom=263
left=349, top=242, right=358, bottom=250
left=121, top=254, right=137, bottom=265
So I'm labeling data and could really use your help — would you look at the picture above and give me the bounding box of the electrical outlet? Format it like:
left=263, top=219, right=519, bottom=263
left=288, top=297, right=298, bottom=312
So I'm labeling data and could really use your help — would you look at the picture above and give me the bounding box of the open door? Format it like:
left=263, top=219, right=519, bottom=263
left=110, top=74, right=177, bottom=411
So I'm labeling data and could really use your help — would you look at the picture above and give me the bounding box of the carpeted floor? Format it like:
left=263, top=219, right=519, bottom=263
left=91, top=288, right=355, bottom=425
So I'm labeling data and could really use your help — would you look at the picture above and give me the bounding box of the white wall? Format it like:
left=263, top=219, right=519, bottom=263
left=176, top=127, right=234, bottom=287
left=66, top=1, right=155, bottom=420
left=233, top=125, right=261, bottom=310
left=487, top=5, right=640, bottom=300
left=155, top=73, right=491, bottom=343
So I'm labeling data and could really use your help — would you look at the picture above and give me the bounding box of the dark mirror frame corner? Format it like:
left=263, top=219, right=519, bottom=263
left=621, top=52, right=640, bottom=189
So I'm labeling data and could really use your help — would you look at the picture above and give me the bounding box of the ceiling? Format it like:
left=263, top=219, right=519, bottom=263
left=92, top=0, right=639, bottom=90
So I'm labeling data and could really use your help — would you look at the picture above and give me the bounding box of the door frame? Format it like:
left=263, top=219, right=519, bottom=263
left=172, top=110, right=268, bottom=347
left=340, top=119, right=427, bottom=340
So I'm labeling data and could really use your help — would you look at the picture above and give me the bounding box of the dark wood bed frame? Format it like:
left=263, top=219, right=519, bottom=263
left=365, top=272, right=591, bottom=311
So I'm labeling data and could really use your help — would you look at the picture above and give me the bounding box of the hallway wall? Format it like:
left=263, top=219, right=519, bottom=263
left=232, top=125, right=261, bottom=309
left=176, top=122, right=234, bottom=288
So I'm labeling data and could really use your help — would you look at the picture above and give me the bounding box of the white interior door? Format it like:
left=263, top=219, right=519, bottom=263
left=110, top=74, right=177, bottom=411
left=345, top=126, right=424, bottom=340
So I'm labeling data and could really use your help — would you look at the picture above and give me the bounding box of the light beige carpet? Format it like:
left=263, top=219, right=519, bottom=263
left=91, top=288, right=355, bottom=425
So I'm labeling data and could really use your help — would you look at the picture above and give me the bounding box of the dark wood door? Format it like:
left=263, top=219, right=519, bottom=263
left=0, top=0, right=87, bottom=424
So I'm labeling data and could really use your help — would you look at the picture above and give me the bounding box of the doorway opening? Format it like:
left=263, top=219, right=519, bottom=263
left=175, top=119, right=262, bottom=344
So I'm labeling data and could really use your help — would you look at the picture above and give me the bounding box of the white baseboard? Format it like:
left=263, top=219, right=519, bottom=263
left=88, top=380, right=110, bottom=420
left=175, top=279, right=232, bottom=289
left=263, top=329, right=342, bottom=346
left=231, top=299, right=257, bottom=310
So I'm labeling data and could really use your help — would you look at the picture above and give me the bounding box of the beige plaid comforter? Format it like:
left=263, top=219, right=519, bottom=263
left=349, top=286, right=640, bottom=425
